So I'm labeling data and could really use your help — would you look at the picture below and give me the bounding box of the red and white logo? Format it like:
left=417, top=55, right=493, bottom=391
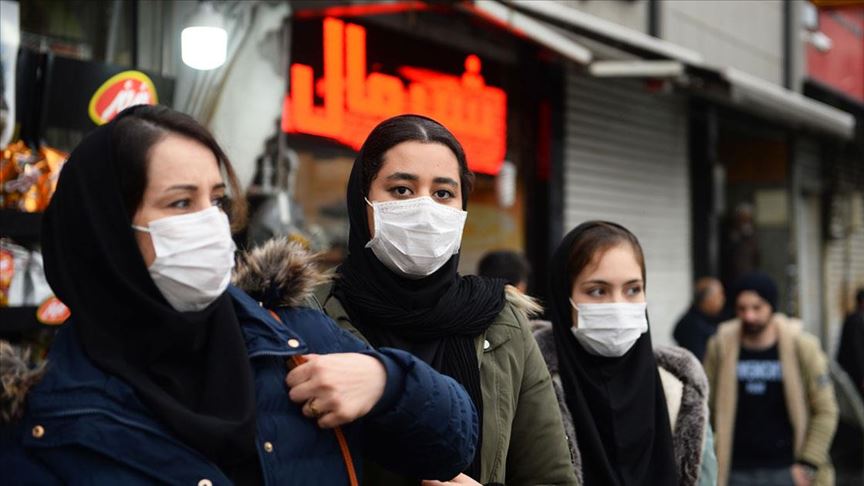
left=89, top=71, right=158, bottom=125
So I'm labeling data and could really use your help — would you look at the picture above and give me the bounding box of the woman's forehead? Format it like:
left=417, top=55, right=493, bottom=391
left=146, top=135, right=222, bottom=188
left=378, top=141, right=459, bottom=178
left=576, top=245, right=643, bottom=282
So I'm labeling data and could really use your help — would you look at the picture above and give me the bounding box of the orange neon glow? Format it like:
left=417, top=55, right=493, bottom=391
left=293, top=1, right=433, bottom=20
left=282, top=17, right=508, bottom=175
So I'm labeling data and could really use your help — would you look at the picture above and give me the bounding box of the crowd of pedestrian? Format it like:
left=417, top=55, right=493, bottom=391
left=0, top=106, right=860, bottom=485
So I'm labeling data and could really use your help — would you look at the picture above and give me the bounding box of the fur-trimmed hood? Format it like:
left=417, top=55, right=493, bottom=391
left=533, top=324, right=713, bottom=486
left=504, top=285, right=543, bottom=317
left=0, top=341, right=47, bottom=425
left=232, top=238, right=330, bottom=309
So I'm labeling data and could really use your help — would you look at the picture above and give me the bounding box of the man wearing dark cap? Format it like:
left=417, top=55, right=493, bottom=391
left=704, top=272, right=838, bottom=486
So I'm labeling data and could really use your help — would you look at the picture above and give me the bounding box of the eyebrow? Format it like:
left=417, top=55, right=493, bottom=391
left=433, top=177, right=459, bottom=188
left=164, top=183, right=227, bottom=192
left=385, top=172, right=418, bottom=182
left=581, top=279, right=643, bottom=286
left=384, top=172, right=458, bottom=188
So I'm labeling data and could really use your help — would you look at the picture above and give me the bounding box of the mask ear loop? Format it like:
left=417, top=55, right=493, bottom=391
left=569, top=298, right=581, bottom=330
left=131, top=225, right=150, bottom=233
left=364, top=198, right=381, bottom=241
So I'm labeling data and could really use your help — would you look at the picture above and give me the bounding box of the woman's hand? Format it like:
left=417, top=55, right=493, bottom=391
left=286, top=353, right=386, bottom=428
left=421, top=473, right=482, bottom=486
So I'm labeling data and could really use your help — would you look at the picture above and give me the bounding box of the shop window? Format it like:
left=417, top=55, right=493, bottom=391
left=718, top=128, right=793, bottom=313
left=20, top=0, right=134, bottom=65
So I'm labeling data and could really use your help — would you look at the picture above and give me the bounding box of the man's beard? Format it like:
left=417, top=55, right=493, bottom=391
left=741, top=320, right=769, bottom=336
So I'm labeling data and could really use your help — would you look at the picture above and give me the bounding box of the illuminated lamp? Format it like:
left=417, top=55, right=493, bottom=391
left=181, top=1, right=227, bottom=70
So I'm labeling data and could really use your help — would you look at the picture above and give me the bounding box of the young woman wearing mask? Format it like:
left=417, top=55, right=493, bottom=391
left=315, top=114, right=576, bottom=486
left=533, top=221, right=717, bottom=486
left=0, top=105, right=479, bottom=484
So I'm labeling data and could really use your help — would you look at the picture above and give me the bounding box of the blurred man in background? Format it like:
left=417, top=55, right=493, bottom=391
left=704, top=272, right=838, bottom=486
left=674, top=276, right=726, bottom=361
left=832, top=289, right=864, bottom=486
left=477, top=250, right=530, bottom=293
left=838, top=289, right=864, bottom=398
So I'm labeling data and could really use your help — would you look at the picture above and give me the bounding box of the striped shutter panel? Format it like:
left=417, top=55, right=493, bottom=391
left=794, top=138, right=824, bottom=339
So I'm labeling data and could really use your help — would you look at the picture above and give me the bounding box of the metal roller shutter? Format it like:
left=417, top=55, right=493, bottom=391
left=563, top=66, right=691, bottom=346
left=794, top=138, right=824, bottom=339
left=825, top=189, right=864, bottom=356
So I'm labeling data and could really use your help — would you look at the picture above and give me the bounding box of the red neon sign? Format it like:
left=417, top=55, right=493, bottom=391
left=282, top=17, right=508, bottom=175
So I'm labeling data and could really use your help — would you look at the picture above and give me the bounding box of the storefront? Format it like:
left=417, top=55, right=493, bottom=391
left=803, top=1, right=864, bottom=350
left=1, top=0, right=174, bottom=340
left=686, top=95, right=858, bottom=345
left=255, top=4, right=567, bottom=295
left=491, top=0, right=856, bottom=343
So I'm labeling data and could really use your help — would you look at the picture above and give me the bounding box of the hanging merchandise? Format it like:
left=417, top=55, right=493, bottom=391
left=1, top=240, right=53, bottom=307
left=0, top=239, right=69, bottom=327
left=0, top=141, right=67, bottom=212
left=0, top=51, right=173, bottom=339
left=0, top=245, right=13, bottom=307
left=245, top=135, right=330, bottom=252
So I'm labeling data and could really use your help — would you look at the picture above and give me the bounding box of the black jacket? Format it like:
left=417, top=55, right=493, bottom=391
left=673, top=307, right=719, bottom=362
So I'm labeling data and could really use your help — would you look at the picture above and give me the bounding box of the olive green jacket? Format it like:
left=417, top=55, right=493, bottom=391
left=314, top=284, right=577, bottom=485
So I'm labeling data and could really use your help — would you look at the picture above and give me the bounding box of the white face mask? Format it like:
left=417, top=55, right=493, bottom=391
left=132, top=206, right=236, bottom=312
left=365, top=196, right=467, bottom=279
left=569, top=300, right=648, bottom=357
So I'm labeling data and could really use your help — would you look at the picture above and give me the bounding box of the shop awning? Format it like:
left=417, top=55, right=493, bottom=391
left=489, top=0, right=704, bottom=64
left=472, top=0, right=856, bottom=141
left=467, top=0, right=592, bottom=64
left=721, top=68, right=855, bottom=140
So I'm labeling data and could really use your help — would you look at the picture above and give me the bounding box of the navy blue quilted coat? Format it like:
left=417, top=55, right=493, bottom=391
left=0, top=286, right=478, bottom=485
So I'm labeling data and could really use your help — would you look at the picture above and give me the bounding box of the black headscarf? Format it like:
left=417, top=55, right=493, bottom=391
left=41, top=106, right=258, bottom=477
left=548, top=222, right=679, bottom=486
left=332, top=147, right=505, bottom=479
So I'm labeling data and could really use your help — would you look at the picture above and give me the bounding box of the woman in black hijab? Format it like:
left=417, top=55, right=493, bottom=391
left=317, top=114, right=576, bottom=485
left=1, top=105, right=479, bottom=485
left=533, top=221, right=717, bottom=486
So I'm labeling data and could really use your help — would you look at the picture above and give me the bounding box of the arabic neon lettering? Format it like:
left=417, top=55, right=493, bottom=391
left=282, top=17, right=507, bottom=175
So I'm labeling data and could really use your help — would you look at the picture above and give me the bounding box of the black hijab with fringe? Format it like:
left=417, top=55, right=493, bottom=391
left=41, top=106, right=258, bottom=480
left=332, top=131, right=506, bottom=479
left=548, top=222, right=679, bottom=486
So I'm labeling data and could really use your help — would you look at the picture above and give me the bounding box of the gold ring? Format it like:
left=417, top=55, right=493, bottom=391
left=307, top=398, right=321, bottom=417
